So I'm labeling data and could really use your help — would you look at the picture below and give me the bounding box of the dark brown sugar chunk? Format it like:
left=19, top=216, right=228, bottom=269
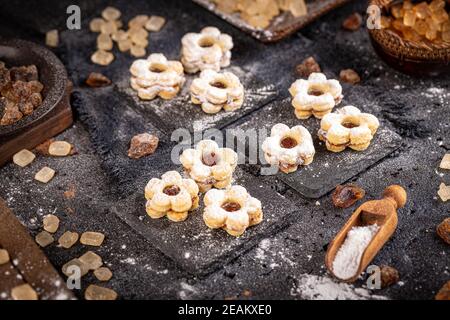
left=86, top=72, right=112, bottom=88
left=128, top=133, right=159, bottom=159
left=9, top=65, right=38, bottom=82
left=296, top=56, right=321, bottom=78
left=332, top=184, right=365, bottom=208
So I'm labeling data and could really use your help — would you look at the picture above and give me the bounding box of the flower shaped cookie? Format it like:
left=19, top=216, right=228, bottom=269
left=262, top=123, right=315, bottom=174
left=203, top=185, right=263, bottom=237
left=190, top=69, right=244, bottom=114
left=130, top=53, right=185, bottom=100
left=318, top=105, right=380, bottom=152
left=289, top=73, right=343, bottom=119
left=145, top=171, right=199, bottom=222
left=181, top=27, right=233, bottom=74
left=180, top=140, right=238, bottom=192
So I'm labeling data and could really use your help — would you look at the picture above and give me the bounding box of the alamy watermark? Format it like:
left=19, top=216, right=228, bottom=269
left=66, top=265, right=81, bottom=290
left=366, top=5, right=383, bottom=30
left=66, top=5, right=81, bottom=30
left=64, top=4, right=384, bottom=32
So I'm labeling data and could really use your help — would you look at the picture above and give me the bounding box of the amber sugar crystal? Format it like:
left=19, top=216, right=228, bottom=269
left=212, top=0, right=308, bottom=29
left=332, top=184, right=366, bottom=209
left=382, top=0, right=450, bottom=44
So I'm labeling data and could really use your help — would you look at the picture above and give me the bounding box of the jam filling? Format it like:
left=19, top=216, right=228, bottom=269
left=342, top=121, right=359, bottom=129
left=202, top=152, right=219, bottom=166
left=308, top=88, right=324, bottom=96
left=221, top=201, right=241, bottom=212
left=163, top=185, right=180, bottom=196
left=149, top=65, right=166, bottom=73
left=280, top=136, right=298, bottom=149
left=199, top=37, right=214, bottom=48
left=210, top=81, right=227, bottom=89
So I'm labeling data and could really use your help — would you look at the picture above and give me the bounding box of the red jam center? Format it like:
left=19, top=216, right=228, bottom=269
left=280, top=137, right=298, bottom=149
left=202, top=152, right=219, bottom=166
left=342, top=121, right=359, bottom=128
left=149, top=64, right=166, bottom=73
left=221, top=202, right=241, bottom=212
left=199, top=37, right=214, bottom=48
left=210, top=81, right=227, bottom=89
left=163, top=185, right=180, bottom=196
left=308, top=88, right=324, bottom=96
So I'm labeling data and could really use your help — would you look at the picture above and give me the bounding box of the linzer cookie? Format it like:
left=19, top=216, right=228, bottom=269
left=262, top=123, right=315, bottom=174
left=318, top=106, right=380, bottom=152
left=181, top=27, right=233, bottom=74
left=203, top=185, right=263, bottom=237
left=129, top=53, right=185, bottom=101
left=190, top=69, right=244, bottom=114
left=180, top=139, right=238, bottom=192
left=144, top=171, right=200, bottom=222
left=289, top=73, right=343, bottom=119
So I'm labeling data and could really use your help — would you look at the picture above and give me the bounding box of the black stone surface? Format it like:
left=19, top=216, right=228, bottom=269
left=0, top=0, right=449, bottom=300
left=117, top=67, right=278, bottom=134
left=227, top=98, right=403, bottom=198
left=58, top=0, right=279, bottom=135
left=112, top=167, right=300, bottom=275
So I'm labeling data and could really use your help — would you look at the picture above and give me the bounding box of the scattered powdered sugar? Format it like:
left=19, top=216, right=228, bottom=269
left=254, top=238, right=296, bottom=268
left=426, top=87, right=444, bottom=95
left=178, top=282, right=199, bottom=300
left=255, top=239, right=270, bottom=261
left=332, top=224, right=379, bottom=280
left=291, top=274, right=388, bottom=300
left=421, top=87, right=449, bottom=105
left=144, top=264, right=169, bottom=275
left=120, top=257, right=136, bottom=265
left=54, top=291, right=71, bottom=300
left=259, top=238, right=271, bottom=250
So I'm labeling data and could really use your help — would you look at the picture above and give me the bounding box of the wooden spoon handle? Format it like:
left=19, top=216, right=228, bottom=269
left=383, top=185, right=407, bottom=209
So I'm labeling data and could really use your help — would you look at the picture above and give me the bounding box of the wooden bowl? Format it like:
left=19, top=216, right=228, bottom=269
left=0, top=39, right=73, bottom=166
left=0, top=39, right=69, bottom=136
left=368, top=0, right=450, bottom=76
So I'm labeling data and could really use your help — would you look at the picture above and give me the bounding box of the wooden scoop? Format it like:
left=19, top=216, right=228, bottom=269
left=325, top=185, right=407, bottom=283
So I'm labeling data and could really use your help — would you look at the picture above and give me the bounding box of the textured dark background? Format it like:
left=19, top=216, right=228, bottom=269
left=0, top=0, right=449, bottom=299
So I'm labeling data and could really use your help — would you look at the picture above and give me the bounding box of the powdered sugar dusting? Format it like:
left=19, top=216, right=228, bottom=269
left=332, top=224, right=379, bottom=280
left=421, top=87, right=449, bottom=106
left=291, top=274, right=388, bottom=300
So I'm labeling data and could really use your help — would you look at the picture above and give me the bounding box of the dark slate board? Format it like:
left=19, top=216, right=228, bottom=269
left=116, top=65, right=278, bottom=134
left=227, top=98, right=403, bottom=198
left=111, top=167, right=301, bottom=275
left=59, top=0, right=279, bottom=135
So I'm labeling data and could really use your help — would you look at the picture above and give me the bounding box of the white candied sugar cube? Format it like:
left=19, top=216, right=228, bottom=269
left=145, top=16, right=166, bottom=32
left=35, top=167, right=56, bottom=183
left=46, top=29, right=59, bottom=47
left=13, top=149, right=36, bottom=167
left=439, top=154, right=450, bottom=170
